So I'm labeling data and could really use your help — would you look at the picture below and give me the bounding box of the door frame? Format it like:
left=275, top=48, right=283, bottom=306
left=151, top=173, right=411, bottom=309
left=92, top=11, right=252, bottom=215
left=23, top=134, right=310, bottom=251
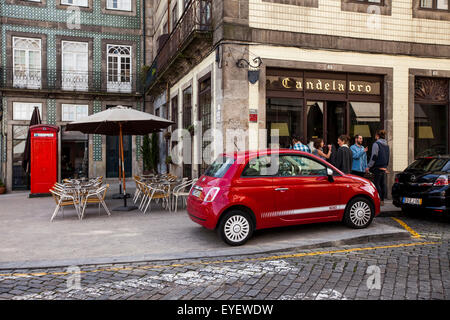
left=305, top=99, right=348, bottom=146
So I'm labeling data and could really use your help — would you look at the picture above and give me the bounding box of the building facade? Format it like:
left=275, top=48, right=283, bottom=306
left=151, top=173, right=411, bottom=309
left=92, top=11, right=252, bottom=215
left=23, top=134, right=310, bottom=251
left=0, top=0, right=145, bottom=191
left=146, top=0, right=450, bottom=196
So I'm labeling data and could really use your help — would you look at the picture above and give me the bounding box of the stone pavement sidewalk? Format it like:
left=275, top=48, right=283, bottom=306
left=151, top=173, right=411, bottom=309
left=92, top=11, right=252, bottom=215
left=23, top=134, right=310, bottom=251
left=0, top=190, right=405, bottom=270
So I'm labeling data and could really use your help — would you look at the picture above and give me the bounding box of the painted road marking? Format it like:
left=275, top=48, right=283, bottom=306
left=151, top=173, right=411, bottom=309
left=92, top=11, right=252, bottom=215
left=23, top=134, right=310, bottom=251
left=391, top=217, right=422, bottom=239
left=0, top=241, right=439, bottom=279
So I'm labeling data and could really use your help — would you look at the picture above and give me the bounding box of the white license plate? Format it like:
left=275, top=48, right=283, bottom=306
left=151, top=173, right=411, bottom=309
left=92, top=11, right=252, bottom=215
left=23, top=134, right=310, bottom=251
left=192, top=189, right=201, bottom=198
left=402, top=197, right=422, bottom=205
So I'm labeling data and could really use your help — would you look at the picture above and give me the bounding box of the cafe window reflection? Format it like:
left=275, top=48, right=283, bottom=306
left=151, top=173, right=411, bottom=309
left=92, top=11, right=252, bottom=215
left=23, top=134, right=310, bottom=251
left=414, top=104, right=448, bottom=158
left=349, top=102, right=381, bottom=152
left=266, top=98, right=303, bottom=148
left=12, top=125, right=29, bottom=190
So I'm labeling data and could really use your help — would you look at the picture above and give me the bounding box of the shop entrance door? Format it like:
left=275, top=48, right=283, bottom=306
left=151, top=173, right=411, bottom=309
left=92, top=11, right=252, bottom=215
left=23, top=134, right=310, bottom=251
left=325, top=101, right=347, bottom=148
left=307, top=100, right=347, bottom=151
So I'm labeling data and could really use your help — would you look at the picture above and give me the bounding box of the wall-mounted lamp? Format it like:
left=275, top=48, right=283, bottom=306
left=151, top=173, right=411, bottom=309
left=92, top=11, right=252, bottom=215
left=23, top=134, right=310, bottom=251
left=236, top=57, right=263, bottom=84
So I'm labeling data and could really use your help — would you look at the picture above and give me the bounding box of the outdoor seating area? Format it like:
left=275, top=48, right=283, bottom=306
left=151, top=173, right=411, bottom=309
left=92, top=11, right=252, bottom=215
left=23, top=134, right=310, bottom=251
left=49, top=176, right=110, bottom=221
left=48, top=174, right=198, bottom=221
left=133, top=174, right=198, bottom=214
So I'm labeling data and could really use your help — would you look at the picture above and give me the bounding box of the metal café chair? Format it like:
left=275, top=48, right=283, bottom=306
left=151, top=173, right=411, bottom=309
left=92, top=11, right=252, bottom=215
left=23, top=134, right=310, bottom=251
left=171, top=178, right=198, bottom=212
left=50, top=187, right=81, bottom=221
left=80, top=184, right=111, bottom=220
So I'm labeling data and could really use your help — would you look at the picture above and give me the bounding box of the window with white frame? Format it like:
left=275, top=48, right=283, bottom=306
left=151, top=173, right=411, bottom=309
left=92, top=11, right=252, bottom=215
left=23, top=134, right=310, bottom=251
left=61, top=104, right=89, bottom=122
left=61, top=0, right=89, bottom=7
left=12, top=102, right=42, bottom=121
left=62, top=41, right=89, bottom=91
left=106, top=0, right=131, bottom=11
left=13, top=37, right=42, bottom=89
left=107, top=45, right=132, bottom=92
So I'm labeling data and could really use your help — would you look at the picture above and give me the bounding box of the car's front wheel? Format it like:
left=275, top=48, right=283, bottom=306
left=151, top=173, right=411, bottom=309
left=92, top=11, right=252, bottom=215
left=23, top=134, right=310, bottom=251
left=343, top=197, right=375, bottom=229
left=218, top=210, right=254, bottom=246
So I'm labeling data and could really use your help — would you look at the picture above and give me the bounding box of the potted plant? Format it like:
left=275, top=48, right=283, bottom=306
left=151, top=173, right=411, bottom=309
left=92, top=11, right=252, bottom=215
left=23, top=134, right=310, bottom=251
left=0, top=179, right=5, bottom=194
left=140, top=133, right=159, bottom=174
left=165, top=155, right=173, bottom=165
left=185, top=124, right=195, bottom=136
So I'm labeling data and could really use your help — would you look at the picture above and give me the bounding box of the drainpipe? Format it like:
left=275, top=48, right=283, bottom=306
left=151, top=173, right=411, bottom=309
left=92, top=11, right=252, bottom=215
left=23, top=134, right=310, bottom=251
left=168, top=0, right=171, bottom=33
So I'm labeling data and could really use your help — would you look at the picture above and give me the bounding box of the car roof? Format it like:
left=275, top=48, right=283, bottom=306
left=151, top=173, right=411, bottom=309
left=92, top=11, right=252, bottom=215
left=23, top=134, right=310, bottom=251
left=415, top=155, right=450, bottom=160
left=221, top=149, right=312, bottom=161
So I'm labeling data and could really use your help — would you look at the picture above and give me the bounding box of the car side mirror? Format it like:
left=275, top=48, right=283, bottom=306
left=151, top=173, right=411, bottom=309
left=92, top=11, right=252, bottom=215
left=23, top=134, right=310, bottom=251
left=327, top=168, right=334, bottom=182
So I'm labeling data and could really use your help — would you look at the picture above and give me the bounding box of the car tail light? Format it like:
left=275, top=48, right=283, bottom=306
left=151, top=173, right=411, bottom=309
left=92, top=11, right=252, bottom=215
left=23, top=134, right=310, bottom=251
left=395, top=175, right=399, bottom=183
left=203, top=187, right=220, bottom=202
left=433, top=175, right=448, bottom=187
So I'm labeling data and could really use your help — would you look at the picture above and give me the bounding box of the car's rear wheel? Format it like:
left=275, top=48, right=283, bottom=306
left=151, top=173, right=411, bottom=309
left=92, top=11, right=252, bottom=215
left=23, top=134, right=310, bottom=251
left=218, top=210, right=254, bottom=246
left=343, top=197, right=374, bottom=229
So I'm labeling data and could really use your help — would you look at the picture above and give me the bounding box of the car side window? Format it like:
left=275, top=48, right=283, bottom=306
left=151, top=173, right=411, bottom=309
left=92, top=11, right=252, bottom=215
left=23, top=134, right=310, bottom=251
left=241, top=155, right=275, bottom=177
left=278, top=155, right=327, bottom=177
left=443, top=161, right=450, bottom=172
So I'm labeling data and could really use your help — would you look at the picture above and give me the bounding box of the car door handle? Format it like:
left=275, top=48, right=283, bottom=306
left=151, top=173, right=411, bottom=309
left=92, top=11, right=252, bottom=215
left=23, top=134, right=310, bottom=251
left=275, top=188, right=289, bottom=191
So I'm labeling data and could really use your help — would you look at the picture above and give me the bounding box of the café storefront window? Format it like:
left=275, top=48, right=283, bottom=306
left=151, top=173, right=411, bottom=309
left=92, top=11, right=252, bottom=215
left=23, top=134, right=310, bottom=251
left=267, top=98, right=303, bottom=148
left=266, top=69, right=383, bottom=152
left=12, top=125, right=29, bottom=190
left=414, top=78, right=450, bottom=158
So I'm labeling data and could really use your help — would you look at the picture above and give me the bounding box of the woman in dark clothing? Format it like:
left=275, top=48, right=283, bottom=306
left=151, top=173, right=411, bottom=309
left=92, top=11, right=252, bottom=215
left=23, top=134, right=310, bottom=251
left=335, top=135, right=353, bottom=174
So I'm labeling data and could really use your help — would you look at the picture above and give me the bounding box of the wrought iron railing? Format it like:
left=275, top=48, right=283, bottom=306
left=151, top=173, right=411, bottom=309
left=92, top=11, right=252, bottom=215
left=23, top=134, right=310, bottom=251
left=146, top=0, right=212, bottom=89
left=0, top=67, right=145, bottom=94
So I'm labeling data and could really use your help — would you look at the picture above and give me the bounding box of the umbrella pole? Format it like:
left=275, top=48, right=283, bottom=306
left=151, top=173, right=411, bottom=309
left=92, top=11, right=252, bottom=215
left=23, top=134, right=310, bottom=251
left=118, top=134, right=122, bottom=192
left=113, top=123, right=137, bottom=211
left=112, top=134, right=127, bottom=199
left=120, top=124, right=126, bottom=197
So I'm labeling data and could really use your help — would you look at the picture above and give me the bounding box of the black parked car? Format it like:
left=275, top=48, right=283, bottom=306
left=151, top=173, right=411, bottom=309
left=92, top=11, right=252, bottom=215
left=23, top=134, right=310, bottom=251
left=392, top=156, right=450, bottom=214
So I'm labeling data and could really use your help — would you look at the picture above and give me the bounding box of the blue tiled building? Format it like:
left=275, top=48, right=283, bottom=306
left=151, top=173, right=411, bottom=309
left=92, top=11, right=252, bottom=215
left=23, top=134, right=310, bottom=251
left=0, top=0, right=145, bottom=191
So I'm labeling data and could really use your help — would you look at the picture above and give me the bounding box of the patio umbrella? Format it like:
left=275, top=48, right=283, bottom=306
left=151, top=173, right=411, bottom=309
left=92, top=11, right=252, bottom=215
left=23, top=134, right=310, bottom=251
left=65, top=106, right=174, bottom=211
left=22, top=106, right=42, bottom=174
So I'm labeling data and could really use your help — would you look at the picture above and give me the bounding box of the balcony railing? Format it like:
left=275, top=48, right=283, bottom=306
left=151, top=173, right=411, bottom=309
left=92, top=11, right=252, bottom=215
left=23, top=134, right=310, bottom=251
left=0, top=67, right=144, bottom=95
left=146, top=0, right=212, bottom=90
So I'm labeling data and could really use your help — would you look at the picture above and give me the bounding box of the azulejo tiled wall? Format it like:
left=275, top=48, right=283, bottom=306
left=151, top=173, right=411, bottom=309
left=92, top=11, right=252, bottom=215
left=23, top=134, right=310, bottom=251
left=1, top=97, right=7, bottom=164
left=135, top=102, right=142, bottom=161
left=1, top=25, right=142, bottom=84
left=93, top=100, right=102, bottom=162
left=1, top=0, right=141, bottom=29
left=47, top=99, right=57, bottom=125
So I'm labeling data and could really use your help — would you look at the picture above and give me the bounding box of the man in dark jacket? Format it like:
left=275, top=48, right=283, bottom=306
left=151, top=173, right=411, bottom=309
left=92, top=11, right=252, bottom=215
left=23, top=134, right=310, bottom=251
left=335, top=135, right=353, bottom=174
left=366, top=130, right=390, bottom=205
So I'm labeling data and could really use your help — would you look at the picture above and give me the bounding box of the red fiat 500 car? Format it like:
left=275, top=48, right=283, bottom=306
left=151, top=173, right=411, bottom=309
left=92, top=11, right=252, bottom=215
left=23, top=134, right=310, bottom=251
left=187, top=149, right=380, bottom=246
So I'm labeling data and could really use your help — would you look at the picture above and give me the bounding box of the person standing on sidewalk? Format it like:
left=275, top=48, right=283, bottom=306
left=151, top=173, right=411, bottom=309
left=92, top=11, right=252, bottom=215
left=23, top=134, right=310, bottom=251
left=366, top=130, right=390, bottom=205
left=312, top=138, right=332, bottom=160
left=335, top=135, right=353, bottom=174
left=350, top=134, right=368, bottom=177
left=292, top=135, right=311, bottom=153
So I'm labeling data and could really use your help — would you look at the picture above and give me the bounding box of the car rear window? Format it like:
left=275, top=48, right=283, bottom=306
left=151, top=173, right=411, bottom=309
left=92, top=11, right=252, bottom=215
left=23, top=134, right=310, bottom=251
left=407, top=158, right=449, bottom=172
left=204, top=156, right=234, bottom=178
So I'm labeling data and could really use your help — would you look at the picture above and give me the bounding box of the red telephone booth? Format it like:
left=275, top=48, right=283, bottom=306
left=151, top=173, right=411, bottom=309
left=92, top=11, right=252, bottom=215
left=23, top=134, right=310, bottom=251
left=30, top=125, right=59, bottom=196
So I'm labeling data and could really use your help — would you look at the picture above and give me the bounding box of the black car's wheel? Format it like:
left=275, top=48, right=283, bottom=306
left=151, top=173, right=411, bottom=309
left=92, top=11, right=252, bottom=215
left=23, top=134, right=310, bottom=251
left=218, top=210, right=254, bottom=246
left=343, top=197, right=375, bottom=229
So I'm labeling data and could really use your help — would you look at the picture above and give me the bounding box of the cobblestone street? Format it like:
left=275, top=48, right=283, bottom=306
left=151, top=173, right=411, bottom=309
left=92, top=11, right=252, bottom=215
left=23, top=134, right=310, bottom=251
left=0, top=214, right=448, bottom=300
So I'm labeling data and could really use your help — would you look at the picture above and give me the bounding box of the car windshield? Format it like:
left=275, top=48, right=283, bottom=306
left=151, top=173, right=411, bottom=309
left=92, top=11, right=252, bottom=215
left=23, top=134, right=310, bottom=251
left=204, top=156, right=235, bottom=178
left=407, top=158, right=449, bottom=172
